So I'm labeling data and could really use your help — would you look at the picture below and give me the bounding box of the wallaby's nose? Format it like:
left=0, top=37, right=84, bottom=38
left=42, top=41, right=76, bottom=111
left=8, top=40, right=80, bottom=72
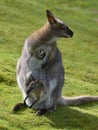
left=67, top=29, right=73, bottom=38
left=70, top=30, right=73, bottom=37
left=66, top=26, right=74, bottom=38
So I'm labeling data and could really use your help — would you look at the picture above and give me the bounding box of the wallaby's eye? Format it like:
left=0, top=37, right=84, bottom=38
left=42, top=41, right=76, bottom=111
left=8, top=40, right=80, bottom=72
left=61, top=27, right=65, bottom=30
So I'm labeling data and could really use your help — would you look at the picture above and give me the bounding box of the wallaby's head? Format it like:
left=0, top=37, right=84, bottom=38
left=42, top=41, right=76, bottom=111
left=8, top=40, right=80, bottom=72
left=46, top=10, right=73, bottom=38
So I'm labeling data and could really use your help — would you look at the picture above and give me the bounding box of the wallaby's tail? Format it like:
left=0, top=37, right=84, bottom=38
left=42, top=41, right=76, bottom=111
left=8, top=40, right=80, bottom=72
left=57, top=96, right=98, bottom=106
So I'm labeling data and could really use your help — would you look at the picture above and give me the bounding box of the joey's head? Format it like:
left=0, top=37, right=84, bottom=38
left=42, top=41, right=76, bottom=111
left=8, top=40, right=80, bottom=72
left=46, top=10, right=73, bottom=38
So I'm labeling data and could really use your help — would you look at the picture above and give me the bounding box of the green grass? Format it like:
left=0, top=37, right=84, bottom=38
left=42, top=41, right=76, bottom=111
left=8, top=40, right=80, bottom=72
left=0, top=0, right=98, bottom=130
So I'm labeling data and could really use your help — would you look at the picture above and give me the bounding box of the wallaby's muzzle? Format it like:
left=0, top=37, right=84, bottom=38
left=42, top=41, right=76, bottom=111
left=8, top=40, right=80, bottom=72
left=65, top=26, right=73, bottom=38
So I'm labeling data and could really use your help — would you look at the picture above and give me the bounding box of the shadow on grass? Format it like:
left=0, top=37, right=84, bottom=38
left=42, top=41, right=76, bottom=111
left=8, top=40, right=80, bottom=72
left=45, top=105, right=98, bottom=130
left=1, top=104, right=98, bottom=130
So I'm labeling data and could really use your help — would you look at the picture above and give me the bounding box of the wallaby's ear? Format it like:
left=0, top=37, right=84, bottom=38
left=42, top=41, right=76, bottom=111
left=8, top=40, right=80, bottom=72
left=46, top=10, right=57, bottom=24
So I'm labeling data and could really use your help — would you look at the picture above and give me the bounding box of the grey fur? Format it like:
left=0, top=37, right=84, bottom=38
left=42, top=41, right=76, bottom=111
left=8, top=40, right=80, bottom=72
left=16, top=10, right=98, bottom=112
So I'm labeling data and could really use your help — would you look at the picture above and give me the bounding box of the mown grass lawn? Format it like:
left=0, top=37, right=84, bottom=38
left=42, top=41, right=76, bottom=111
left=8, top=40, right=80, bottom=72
left=0, top=0, right=98, bottom=130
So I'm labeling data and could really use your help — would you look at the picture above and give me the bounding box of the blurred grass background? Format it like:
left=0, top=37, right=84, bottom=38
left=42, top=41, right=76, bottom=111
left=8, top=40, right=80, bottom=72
left=0, top=0, right=98, bottom=130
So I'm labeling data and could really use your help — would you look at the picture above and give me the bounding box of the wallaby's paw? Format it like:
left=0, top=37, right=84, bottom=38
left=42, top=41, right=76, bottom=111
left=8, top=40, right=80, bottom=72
left=35, top=48, right=46, bottom=60
left=12, top=103, right=26, bottom=112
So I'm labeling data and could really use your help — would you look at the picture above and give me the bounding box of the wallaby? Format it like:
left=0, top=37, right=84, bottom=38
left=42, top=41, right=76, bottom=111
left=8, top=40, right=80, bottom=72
left=14, top=10, right=98, bottom=115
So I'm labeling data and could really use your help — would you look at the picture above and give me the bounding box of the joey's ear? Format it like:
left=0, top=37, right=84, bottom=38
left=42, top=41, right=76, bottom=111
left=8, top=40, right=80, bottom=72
left=46, top=10, right=57, bottom=24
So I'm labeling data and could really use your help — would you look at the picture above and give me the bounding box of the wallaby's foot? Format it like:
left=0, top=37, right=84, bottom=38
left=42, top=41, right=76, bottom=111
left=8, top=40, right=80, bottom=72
left=36, top=109, right=48, bottom=116
left=36, top=105, right=56, bottom=116
left=12, top=103, right=26, bottom=112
